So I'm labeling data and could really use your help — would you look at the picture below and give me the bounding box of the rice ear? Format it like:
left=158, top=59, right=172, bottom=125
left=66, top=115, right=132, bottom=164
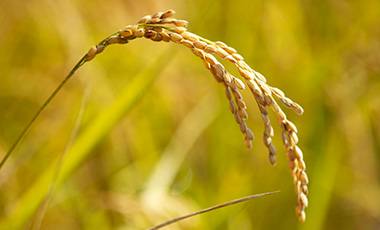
left=72, top=9, right=309, bottom=222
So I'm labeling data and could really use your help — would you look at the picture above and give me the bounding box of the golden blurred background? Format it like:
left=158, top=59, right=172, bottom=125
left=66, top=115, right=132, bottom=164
left=1, top=0, right=379, bottom=229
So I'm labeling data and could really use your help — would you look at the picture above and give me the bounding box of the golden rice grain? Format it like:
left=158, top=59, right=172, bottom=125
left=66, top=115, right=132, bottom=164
left=254, top=71, right=267, bottom=83
left=194, top=41, right=207, bottom=49
left=172, top=27, right=187, bottom=34
left=233, top=90, right=243, bottom=100
left=225, top=87, right=233, bottom=100
left=120, top=29, right=133, bottom=38
left=288, top=147, right=296, bottom=161
left=298, top=159, right=306, bottom=170
left=215, top=41, right=227, bottom=47
left=285, top=120, right=298, bottom=133
left=160, top=9, right=176, bottom=19
left=147, top=18, right=161, bottom=24
left=181, top=32, right=199, bottom=42
left=144, top=30, right=157, bottom=39
left=159, top=31, right=171, bottom=42
left=181, top=40, right=194, bottom=48
left=223, top=55, right=236, bottom=64
left=130, top=25, right=138, bottom=32
left=290, top=132, right=299, bottom=145
left=281, top=131, right=288, bottom=146
left=133, top=28, right=146, bottom=37
left=162, top=18, right=177, bottom=24
left=174, top=19, right=189, bottom=27
left=204, top=45, right=217, bottom=54
left=232, top=53, right=244, bottom=61
left=271, top=87, right=285, bottom=98
left=245, top=128, right=255, bottom=141
left=85, top=45, right=97, bottom=61
left=236, top=99, right=246, bottom=109
left=95, top=44, right=105, bottom=54
left=138, top=15, right=151, bottom=23
left=169, top=32, right=183, bottom=43
left=223, top=46, right=237, bottom=55
left=244, top=136, right=253, bottom=149
left=232, top=77, right=245, bottom=90
left=202, top=60, right=211, bottom=71
left=229, top=100, right=237, bottom=114
left=263, top=132, right=271, bottom=147
left=238, top=108, right=248, bottom=120
left=152, top=11, right=164, bottom=19
left=239, top=120, right=247, bottom=133
left=300, top=193, right=308, bottom=207
left=191, top=48, right=204, bottom=58
left=215, top=48, right=229, bottom=59
left=291, top=102, right=304, bottom=115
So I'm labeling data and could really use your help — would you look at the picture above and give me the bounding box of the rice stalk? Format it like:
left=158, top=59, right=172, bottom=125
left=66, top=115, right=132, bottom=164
left=1, top=9, right=308, bottom=223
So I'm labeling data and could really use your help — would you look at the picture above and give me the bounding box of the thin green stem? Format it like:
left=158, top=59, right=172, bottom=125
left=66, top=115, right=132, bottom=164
left=0, top=22, right=175, bottom=171
left=138, top=23, right=171, bottom=30
left=0, top=54, right=88, bottom=171
left=147, top=191, right=280, bottom=230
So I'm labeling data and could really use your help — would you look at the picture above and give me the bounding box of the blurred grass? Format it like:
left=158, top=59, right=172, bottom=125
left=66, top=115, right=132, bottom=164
left=0, top=49, right=175, bottom=229
left=1, top=0, right=380, bottom=229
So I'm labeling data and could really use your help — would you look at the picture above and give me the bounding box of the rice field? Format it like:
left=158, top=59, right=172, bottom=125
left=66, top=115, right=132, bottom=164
left=0, top=0, right=379, bottom=229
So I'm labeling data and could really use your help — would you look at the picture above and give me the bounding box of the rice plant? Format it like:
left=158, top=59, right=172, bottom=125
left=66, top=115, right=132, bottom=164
left=0, top=9, right=308, bottom=227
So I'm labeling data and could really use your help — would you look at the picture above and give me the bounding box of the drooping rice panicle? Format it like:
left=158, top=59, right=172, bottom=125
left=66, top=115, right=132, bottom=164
left=81, top=9, right=308, bottom=222
left=2, top=9, right=308, bottom=222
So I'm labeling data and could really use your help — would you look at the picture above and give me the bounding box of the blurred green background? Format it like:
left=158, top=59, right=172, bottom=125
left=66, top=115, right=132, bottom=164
left=1, top=0, right=379, bottom=229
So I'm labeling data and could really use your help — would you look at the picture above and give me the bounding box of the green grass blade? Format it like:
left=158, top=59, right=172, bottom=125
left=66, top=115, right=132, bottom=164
left=142, top=91, right=221, bottom=203
left=0, top=55, right=88, bottom=170
left=0, top=50, right=174, bottom=229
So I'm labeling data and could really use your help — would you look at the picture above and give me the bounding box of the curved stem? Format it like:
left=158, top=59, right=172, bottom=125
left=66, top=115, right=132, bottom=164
left=0, top=23, right=172, bottom=171
left=147, top=191, right=280, bottom=230
left=0, top=54, right=88, bottom=171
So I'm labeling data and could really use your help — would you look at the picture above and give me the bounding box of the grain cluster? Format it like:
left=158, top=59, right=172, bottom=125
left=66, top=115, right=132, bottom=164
left=85, top=10, right=308, bottom=222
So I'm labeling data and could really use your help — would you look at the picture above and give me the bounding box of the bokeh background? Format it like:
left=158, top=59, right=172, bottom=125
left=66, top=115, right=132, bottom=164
left=1, top=0, right=379, bottom=229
